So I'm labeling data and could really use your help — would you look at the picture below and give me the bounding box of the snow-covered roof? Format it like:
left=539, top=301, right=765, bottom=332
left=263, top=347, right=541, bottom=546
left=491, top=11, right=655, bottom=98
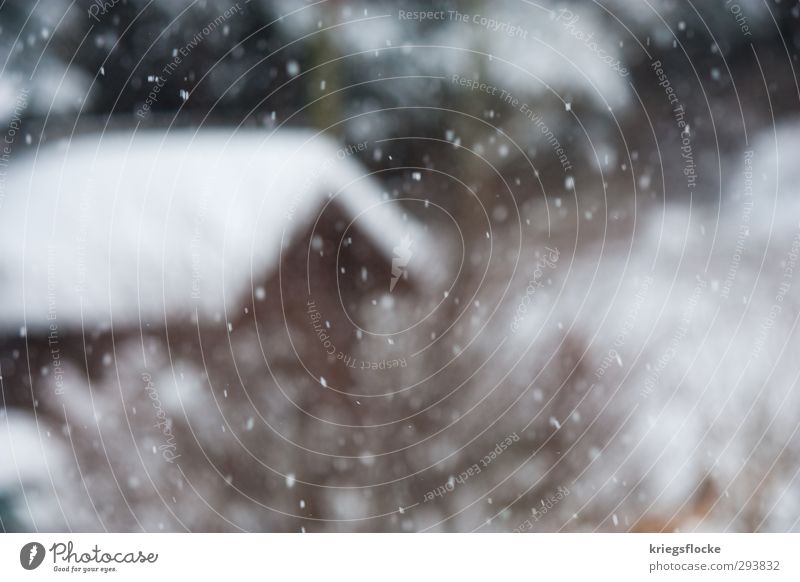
left=272, top=0, right=632, bottom=111
left=0, top=128, right=437, bottom=331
